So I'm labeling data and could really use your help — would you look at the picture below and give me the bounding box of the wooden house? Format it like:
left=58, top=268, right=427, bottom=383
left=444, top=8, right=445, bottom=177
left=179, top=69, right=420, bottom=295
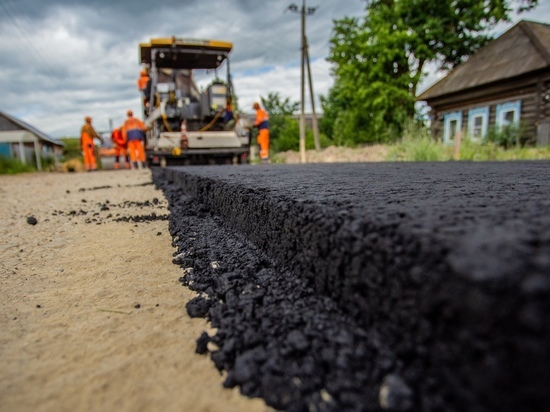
left=0, top=111, right=65, bottom=170
left=418, top=20, right=550, bottom=146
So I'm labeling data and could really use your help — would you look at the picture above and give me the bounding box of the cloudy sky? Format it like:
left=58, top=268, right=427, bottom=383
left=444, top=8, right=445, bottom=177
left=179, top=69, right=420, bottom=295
left=1, top=0, right=549, bottom=138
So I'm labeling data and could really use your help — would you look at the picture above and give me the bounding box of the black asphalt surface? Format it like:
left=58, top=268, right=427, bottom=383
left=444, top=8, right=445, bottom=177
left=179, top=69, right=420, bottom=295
left=153, top=161, right=550, bottom=412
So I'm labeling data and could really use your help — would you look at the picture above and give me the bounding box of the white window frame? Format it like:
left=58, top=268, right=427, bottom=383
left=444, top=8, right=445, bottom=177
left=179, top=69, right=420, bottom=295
left=467, top=106, right=489, bottom=142
left=443, top=111, right=462, bottom=144
left=496, top=100, right=521, bottom=129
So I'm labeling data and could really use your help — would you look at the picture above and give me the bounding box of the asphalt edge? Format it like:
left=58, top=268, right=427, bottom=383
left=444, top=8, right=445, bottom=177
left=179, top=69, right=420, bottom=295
left=152, top=166, right=550, bottom=411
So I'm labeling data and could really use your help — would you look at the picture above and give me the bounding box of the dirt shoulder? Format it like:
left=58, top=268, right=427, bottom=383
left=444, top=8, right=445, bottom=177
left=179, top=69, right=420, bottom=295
left=0, top=170, right=268, bottom=412
left=273, top=145, right=388, bottom=164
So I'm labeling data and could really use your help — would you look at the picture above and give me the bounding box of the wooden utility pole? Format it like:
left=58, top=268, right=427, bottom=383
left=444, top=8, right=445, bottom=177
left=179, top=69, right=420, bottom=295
left=299, top=0, right=306, bottom=163
left=304, top=35, right=320, bottom=151
left=288, top=1, right=319, bottom=162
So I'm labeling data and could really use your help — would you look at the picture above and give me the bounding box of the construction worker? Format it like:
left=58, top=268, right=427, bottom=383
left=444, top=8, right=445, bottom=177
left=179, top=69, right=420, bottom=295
left=137, top=69, right=150, bottom=110
left=253, top=102, right=270, bottom=163
left=137, top=69, right=150, bottom=94
left=223, top=97, right=235, bottom=128
left=122, top=110, right=148, bottom=169
left=80, top=116, right=103, bottom=172
left=111, top=127, right=130, bottom=169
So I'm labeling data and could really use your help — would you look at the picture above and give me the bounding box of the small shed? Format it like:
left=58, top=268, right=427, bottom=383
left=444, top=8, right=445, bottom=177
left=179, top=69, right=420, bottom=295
left=0, top=111, right=65, bottom=170
left=418, top=20, right=550, bottom=146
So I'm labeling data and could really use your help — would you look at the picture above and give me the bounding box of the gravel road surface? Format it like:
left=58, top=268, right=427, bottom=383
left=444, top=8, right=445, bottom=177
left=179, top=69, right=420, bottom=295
left=0, top=170, right=268, bottom=412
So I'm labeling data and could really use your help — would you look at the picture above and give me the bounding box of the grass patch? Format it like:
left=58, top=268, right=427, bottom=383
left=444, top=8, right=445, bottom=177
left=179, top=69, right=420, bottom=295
left=386, top=122, right=550, bottom=162
left=0, top=156, right=36, bottom=174
left=386, top=121, right=446, bottom=161
left=386, top=135, right=444, bottom=161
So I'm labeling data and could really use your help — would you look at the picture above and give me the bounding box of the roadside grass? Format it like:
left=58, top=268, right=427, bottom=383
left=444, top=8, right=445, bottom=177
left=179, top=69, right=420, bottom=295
left=457, top=139, right=550, bottom=161
left=380, top=121, right=550, bottom=161
left=272, top=122, right=550, bottom=163
left=0, top=157, right=36, bottom=174
left=386, top=135, right=444, bottom=161
left=387, top=136, right=550, bottom=162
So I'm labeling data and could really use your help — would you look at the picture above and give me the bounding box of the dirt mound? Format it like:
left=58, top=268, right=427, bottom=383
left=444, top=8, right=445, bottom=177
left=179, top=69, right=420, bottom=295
left=275, top=145, right=388, bottom=164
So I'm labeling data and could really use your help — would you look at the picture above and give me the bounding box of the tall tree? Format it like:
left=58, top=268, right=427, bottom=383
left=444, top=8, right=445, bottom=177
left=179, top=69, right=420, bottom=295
left=323, top=0, right=538, bottom=145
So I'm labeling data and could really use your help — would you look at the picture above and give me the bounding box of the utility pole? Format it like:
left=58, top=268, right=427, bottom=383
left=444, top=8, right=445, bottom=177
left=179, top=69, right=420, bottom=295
left=287, top=1, right=319, bottom=163
left=300, top=0, right=306, bottom=163
left=304, top=35, right=321, bottom=151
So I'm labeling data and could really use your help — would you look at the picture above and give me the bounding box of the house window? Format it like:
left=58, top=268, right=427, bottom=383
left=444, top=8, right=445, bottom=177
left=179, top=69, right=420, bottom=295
left=467, top=106, right=489, bottom=141
left=443, top=111, right=462, bottom=144
left=496, top=100, right=521, bottom=128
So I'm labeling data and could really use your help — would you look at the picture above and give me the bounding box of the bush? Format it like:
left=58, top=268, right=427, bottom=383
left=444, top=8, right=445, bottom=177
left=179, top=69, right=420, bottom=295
left=60, top=137, right=82, bottom=160
left=270, top=118, right=300, bottom=152
left=330, top=110, right=397, bottom=147
left=484, top=123, right=526, bottom=149
left=0, top=156, right=36, bottom=174
left=270, top=118, right=331, bottom=153
left=40, top=155, right=61, bottom=171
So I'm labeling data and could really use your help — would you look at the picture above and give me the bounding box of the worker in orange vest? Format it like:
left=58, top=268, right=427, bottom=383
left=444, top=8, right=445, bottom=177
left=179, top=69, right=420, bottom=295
left=80, top=116, right=103, bottom=172
left=111, top=127, right=130, bottom=169
left=137, top=69, right=150, bottom=110
left=122, top=110, right=148, bottom=170
left=253, top=102, right=270, bottom=163
left=137, top=69, right=150, bottom=93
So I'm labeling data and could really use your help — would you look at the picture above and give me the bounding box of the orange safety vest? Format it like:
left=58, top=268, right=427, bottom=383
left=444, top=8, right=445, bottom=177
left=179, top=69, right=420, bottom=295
left=111, top=128, right=126, bottom=148
left=81, top=124, right=99, bottom=149
left=123, top=117, right=147, bottom=141
left=137, top=74, right=149, bottom=91
left=254, top=108, right=269, bottom=130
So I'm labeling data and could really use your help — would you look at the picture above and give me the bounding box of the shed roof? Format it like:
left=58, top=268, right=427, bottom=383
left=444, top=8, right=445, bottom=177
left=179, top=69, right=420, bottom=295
left=0, top=111, right=65, bottom=147
left=418, top=20, right=550, bottom=101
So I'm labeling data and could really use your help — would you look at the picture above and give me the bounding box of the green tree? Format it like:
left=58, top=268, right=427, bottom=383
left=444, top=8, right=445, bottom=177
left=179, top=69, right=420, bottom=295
left=323, top=0, right=538, bottom=145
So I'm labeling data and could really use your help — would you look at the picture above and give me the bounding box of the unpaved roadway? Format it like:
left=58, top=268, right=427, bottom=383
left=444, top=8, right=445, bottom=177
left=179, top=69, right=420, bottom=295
left=0, top=170, right=268, bottom=412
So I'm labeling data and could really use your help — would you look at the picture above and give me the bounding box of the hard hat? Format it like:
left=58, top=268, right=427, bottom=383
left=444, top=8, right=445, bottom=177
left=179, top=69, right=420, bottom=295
left=127, top=110, right=133, bottom=117
left=85, top=116, right=92, bottom=123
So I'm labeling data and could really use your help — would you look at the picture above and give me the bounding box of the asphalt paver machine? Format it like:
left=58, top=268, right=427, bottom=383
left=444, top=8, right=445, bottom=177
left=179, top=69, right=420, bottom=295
left=139, top=37, right=250, bottom=166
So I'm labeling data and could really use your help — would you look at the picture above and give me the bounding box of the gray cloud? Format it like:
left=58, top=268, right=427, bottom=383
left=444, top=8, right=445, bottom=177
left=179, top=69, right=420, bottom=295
left=1, top=0, right=547, bottom=137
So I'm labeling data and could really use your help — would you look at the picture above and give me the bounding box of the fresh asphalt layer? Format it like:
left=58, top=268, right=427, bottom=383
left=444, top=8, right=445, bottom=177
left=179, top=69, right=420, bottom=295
left=153, top=161, right=550, bottom=412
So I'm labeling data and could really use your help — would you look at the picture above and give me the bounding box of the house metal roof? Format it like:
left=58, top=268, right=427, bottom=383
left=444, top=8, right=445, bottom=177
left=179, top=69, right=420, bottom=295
left=0, top=111, right=65, bottom=147
left=418, top=20, right=550, bottom=101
